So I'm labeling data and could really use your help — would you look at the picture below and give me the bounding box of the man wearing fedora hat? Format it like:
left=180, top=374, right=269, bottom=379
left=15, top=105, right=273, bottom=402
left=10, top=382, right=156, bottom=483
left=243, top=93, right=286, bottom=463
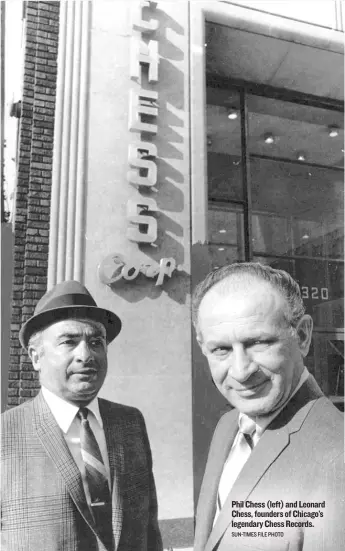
left=1, top=281, right=163, bottom=551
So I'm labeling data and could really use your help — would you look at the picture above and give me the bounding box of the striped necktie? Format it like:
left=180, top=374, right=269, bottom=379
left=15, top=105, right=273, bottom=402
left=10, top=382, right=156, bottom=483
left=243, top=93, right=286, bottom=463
left=78, top=407, right=113, bottom=549
left=216, top=414, right=257, bottom=515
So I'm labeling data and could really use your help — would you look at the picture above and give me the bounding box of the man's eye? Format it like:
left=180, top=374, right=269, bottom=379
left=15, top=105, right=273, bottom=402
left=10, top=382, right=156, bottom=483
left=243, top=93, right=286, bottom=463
left=90, top=338, right=105, bottom=347
left=212, top=347, right=230, bottom=356
left=251, top=339, right=272, bottom=347
left=61, top=339, right=75, bottom=346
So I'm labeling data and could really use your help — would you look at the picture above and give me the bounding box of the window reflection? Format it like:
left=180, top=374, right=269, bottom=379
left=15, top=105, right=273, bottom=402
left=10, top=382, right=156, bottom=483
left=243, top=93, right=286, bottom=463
left=208, top=204, right=244, bottom=265
left=207, top=87, right=243, bottom=203
left=246, top=94, right=344, bottom=335
left=206, top=86, right=344, bottom=408
left=247, top=95, right=344, bottom=167
left=252, top=214, right=291, bottom=256
left=207, top=88, right=244, bottom=265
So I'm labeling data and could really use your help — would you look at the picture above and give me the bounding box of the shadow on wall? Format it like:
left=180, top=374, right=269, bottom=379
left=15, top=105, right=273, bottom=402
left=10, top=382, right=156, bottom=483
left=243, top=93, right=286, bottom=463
left=106, top=267, right=190, bottom=305
left=191, top=242, right=232, bottom=507
left=103, top=6, right=190, bottom=306
left=128, top=4, right=187, bottom=283
left=152, top=8, right=186, bottom=258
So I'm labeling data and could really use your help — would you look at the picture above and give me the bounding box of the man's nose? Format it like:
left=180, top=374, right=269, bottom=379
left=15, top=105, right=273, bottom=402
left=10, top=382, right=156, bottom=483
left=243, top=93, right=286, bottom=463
left=75, top=341, right=93, bottom=362
left=227, top=345, right=256, bottom=382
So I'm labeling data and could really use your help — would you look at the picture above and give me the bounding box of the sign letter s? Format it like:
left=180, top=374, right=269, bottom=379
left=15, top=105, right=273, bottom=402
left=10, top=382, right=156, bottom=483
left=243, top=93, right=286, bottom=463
left=126, top=197, right=158, bottom=243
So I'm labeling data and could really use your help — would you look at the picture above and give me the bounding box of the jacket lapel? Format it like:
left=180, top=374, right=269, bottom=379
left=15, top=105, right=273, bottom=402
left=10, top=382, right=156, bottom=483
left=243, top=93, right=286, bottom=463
left=204, top=375, right=323, bottom=551
left=206, top=426, right=290, bottom=551
left=194, top=411, right=238, bottom=551
left=32, top=392, right=97, bottom=533
left=99, top=399, right=124, bottom=549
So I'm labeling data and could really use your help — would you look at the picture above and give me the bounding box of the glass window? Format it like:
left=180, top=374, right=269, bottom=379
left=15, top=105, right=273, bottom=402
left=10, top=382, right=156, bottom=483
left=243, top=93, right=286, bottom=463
left=248, top=94, right=344, bottom=408
left=207, top=87, right=243, bottom=203
left=247, top=94, right=344, bottom=334
left=208, top=204, right=244, bottom=268
left=206, top=88, right=244, bottom=267
left=252, top=213, right=291, bottom=256
left=205, top=86, right=343, bottom=408
left=310, top=332, right=344, bottom=410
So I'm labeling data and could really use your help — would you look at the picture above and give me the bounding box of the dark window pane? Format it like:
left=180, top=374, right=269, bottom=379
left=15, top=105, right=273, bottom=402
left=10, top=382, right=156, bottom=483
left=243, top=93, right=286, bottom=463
left=252, top=214, right=291, bottom=255
left=208, top=152, right=242, bottom=202
left=310, top=332, right=344, bottom=409
left=207, top=204, right=244, bottom=269
left=207, top=88, right=243, bottom=202
left=206, top=88, right=244, bottom=269
left=248, top=94, right=343, bottom=336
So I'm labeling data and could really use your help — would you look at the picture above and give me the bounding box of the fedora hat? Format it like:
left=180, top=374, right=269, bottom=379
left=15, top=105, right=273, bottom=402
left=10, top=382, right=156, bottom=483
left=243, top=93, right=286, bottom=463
left=19, top=280, right=122, bottom=349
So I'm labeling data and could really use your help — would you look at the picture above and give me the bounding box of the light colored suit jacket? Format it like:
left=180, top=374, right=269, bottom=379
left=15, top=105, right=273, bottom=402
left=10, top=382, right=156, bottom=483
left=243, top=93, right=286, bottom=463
left=194, top=375, right=345, bottom=551
left=1, top=391, right=163, bottom=551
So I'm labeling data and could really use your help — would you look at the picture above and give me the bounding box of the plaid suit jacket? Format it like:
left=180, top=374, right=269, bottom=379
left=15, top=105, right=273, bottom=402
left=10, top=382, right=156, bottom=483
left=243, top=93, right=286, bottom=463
left=1, top=391, right=162, bottom=551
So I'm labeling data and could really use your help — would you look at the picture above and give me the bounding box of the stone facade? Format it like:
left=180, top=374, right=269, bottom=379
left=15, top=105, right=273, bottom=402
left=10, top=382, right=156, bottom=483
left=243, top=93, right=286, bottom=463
left=8, top=1, right=60, bottom=407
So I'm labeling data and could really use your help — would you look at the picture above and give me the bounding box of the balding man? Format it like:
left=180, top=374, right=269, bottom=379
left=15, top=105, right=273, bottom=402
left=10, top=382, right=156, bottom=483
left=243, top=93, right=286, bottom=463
left=1, top=280, right=162, bottom=551
left=192, top=263, right=344, bottom=551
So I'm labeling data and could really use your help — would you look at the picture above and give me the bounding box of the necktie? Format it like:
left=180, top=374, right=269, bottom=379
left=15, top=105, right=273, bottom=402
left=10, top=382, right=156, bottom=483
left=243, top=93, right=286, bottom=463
left=216, top=414, right=257, bottom=515
left=78, top=407, right=113, bottom=549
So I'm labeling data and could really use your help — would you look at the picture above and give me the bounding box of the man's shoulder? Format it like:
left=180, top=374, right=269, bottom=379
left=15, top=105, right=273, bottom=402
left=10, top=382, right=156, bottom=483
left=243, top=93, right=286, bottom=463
left=277, top=391, right=343, bottom=463
left=297, top=392, right=343, bottom=432
left=1, top=396, right=36, bottom=423
left=98, top=397, right=145, bottom=422
left=305, top=395, right=343, bottom=442
left=312, top=394, right=343, bottom=417
left=1, top=397, right=38, bottom=448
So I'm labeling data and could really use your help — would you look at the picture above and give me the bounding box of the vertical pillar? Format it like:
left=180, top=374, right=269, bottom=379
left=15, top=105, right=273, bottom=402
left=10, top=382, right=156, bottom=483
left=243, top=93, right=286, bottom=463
left=48, top=0, right=91, bottom=287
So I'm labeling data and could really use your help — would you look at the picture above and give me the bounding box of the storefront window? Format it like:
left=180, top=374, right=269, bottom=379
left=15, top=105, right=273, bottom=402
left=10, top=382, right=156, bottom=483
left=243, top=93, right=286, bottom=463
left=208, top=204, right=244, bottom=267
left=206, top=86, right=344, bottom=409
left=207, top=87, right=244, bottom=264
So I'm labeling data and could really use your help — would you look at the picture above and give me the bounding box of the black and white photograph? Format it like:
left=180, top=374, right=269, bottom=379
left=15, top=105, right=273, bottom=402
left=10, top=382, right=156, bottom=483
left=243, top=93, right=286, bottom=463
left=1, top=1, right=344, bottom=550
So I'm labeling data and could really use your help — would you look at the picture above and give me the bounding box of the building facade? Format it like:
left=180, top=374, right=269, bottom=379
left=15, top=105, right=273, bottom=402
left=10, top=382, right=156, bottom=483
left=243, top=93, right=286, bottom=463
left=5, top=1, right=344, bottom=548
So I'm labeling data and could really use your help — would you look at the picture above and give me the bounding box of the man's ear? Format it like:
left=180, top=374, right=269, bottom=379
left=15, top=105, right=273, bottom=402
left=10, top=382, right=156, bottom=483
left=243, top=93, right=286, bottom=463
left=28, top=345, right=41, bottom=372
left=196, top=331, right=208, bottom=356
left=295, top=314, right=313, bottom=357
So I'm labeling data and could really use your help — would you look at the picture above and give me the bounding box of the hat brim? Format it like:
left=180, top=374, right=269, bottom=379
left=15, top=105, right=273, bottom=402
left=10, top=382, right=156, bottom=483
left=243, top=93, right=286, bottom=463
left=19, top=305, right=122, bottom=349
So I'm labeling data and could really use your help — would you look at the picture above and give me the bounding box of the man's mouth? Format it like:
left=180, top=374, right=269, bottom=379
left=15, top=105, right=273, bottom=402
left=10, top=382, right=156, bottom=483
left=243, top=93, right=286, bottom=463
left=72, top=368, right=98, bottom=376
left=234, top=379, right=269, bottom=395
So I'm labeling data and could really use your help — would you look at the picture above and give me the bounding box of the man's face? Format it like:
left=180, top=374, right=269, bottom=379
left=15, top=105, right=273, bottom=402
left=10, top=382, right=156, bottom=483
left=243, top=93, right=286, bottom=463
left=197, top=278, right=312, bottom=418
left=29, top=319, right=108, bottom=406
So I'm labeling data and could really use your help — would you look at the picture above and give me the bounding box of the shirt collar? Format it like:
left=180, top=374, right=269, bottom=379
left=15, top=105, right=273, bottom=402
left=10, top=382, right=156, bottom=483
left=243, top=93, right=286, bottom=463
left=249, top=366, right=310, bottom=437
left=41, top=386, right=103, bottom=433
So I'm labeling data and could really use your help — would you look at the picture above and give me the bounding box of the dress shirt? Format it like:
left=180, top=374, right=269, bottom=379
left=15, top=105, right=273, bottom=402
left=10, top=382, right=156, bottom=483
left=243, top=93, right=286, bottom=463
left=41, top=386, right=111, bottom=508
left=214, top=367, right=310, bottom=522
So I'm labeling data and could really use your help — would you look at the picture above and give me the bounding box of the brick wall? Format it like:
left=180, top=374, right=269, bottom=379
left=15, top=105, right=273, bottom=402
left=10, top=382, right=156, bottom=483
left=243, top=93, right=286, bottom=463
left=8, top=1, right=60, bottom=407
